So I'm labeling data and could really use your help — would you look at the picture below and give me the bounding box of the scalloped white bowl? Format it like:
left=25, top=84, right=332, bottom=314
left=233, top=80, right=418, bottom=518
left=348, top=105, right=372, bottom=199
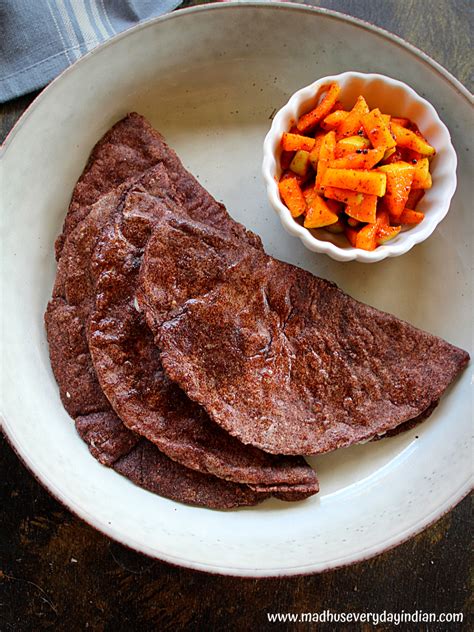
left=262, top=72, right=457, bottom=263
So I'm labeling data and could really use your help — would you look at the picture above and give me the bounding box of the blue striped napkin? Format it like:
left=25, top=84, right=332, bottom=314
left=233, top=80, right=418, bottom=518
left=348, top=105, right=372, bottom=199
left=0, top=0, right=182, bottom=103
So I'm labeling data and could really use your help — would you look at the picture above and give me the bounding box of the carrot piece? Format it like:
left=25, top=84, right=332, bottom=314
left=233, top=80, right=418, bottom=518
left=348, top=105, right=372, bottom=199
left=323, top=186, right=364, bottom=206
left=390, top=122, right=435, bottom=156
left=321, top=109, right=349, bottom=130
left=304, top=194, right=339, bottom=228
left=399, top=208, right=425, bottom=224
left=345, top=194, right=377, bottom=223
left=337, top=95, right=370, bottom=139
left=335, top=135, right=371, bottom=158
left=322, top=168, right=387, bottom=196
left=406, top=188, right=425, bottom=209
left=411, top=158, right=432, bottom=189
left=378, top=161, right=415, bottom=220
left=328, top=147, right=385, bottom=170
left=345, top=226, right=359, bottom=247
left=278, top=175, right=307, bottom=218
left=361, top=108, right=397, bottom=150
left=315, top=131, right=336, bottom=192
left=297, top=82, right=341, bottom=133
left=319, top=131, right=337, bottom=161
left=281, top=132, right=316, bottom=152
left=355, top=223, right=378, bottom=251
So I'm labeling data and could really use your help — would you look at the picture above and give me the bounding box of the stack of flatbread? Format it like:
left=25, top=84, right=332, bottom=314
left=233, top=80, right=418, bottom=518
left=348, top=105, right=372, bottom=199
left=45, top=114, right=468, bottom=509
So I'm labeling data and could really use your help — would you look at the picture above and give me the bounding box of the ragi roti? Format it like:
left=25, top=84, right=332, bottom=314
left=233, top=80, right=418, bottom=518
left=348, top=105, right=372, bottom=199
left=137, top=214, right=469, bottom=455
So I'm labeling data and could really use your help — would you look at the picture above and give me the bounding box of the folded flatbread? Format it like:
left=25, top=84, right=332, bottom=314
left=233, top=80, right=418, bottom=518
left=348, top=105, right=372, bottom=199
left=138, top=214, right=469, bottom=455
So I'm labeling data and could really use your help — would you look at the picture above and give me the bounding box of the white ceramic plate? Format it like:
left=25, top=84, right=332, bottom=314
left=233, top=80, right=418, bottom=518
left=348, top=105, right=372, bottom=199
left=1, top=2, right=472, bottom=577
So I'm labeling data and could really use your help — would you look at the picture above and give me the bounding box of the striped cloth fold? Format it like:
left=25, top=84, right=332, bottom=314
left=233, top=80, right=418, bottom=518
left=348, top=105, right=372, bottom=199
left=0, top=0, right=182, bottom=103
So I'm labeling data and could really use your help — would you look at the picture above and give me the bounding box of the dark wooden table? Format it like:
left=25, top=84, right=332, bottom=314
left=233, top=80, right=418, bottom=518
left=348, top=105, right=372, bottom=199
left=1, top=2, right=472, bottom=630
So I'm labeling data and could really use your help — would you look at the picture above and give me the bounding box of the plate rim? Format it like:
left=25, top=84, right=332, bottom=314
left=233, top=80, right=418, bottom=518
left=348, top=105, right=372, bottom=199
left=1, top=0, right=472, bottom=577
left=1, top=0, right=473, bottom=156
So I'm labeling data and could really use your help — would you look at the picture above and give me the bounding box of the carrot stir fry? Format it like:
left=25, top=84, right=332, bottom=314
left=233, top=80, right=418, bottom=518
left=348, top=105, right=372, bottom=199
left=278, top=82, right=436, bottom=250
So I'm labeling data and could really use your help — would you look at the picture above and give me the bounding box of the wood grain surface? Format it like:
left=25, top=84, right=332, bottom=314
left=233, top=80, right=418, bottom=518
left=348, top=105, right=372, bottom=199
left=1, top=2, right=472, bottom=630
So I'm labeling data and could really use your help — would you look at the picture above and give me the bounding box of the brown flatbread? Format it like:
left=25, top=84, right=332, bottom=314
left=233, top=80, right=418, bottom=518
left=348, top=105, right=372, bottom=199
left=138, top=214, right=470, bottom=455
